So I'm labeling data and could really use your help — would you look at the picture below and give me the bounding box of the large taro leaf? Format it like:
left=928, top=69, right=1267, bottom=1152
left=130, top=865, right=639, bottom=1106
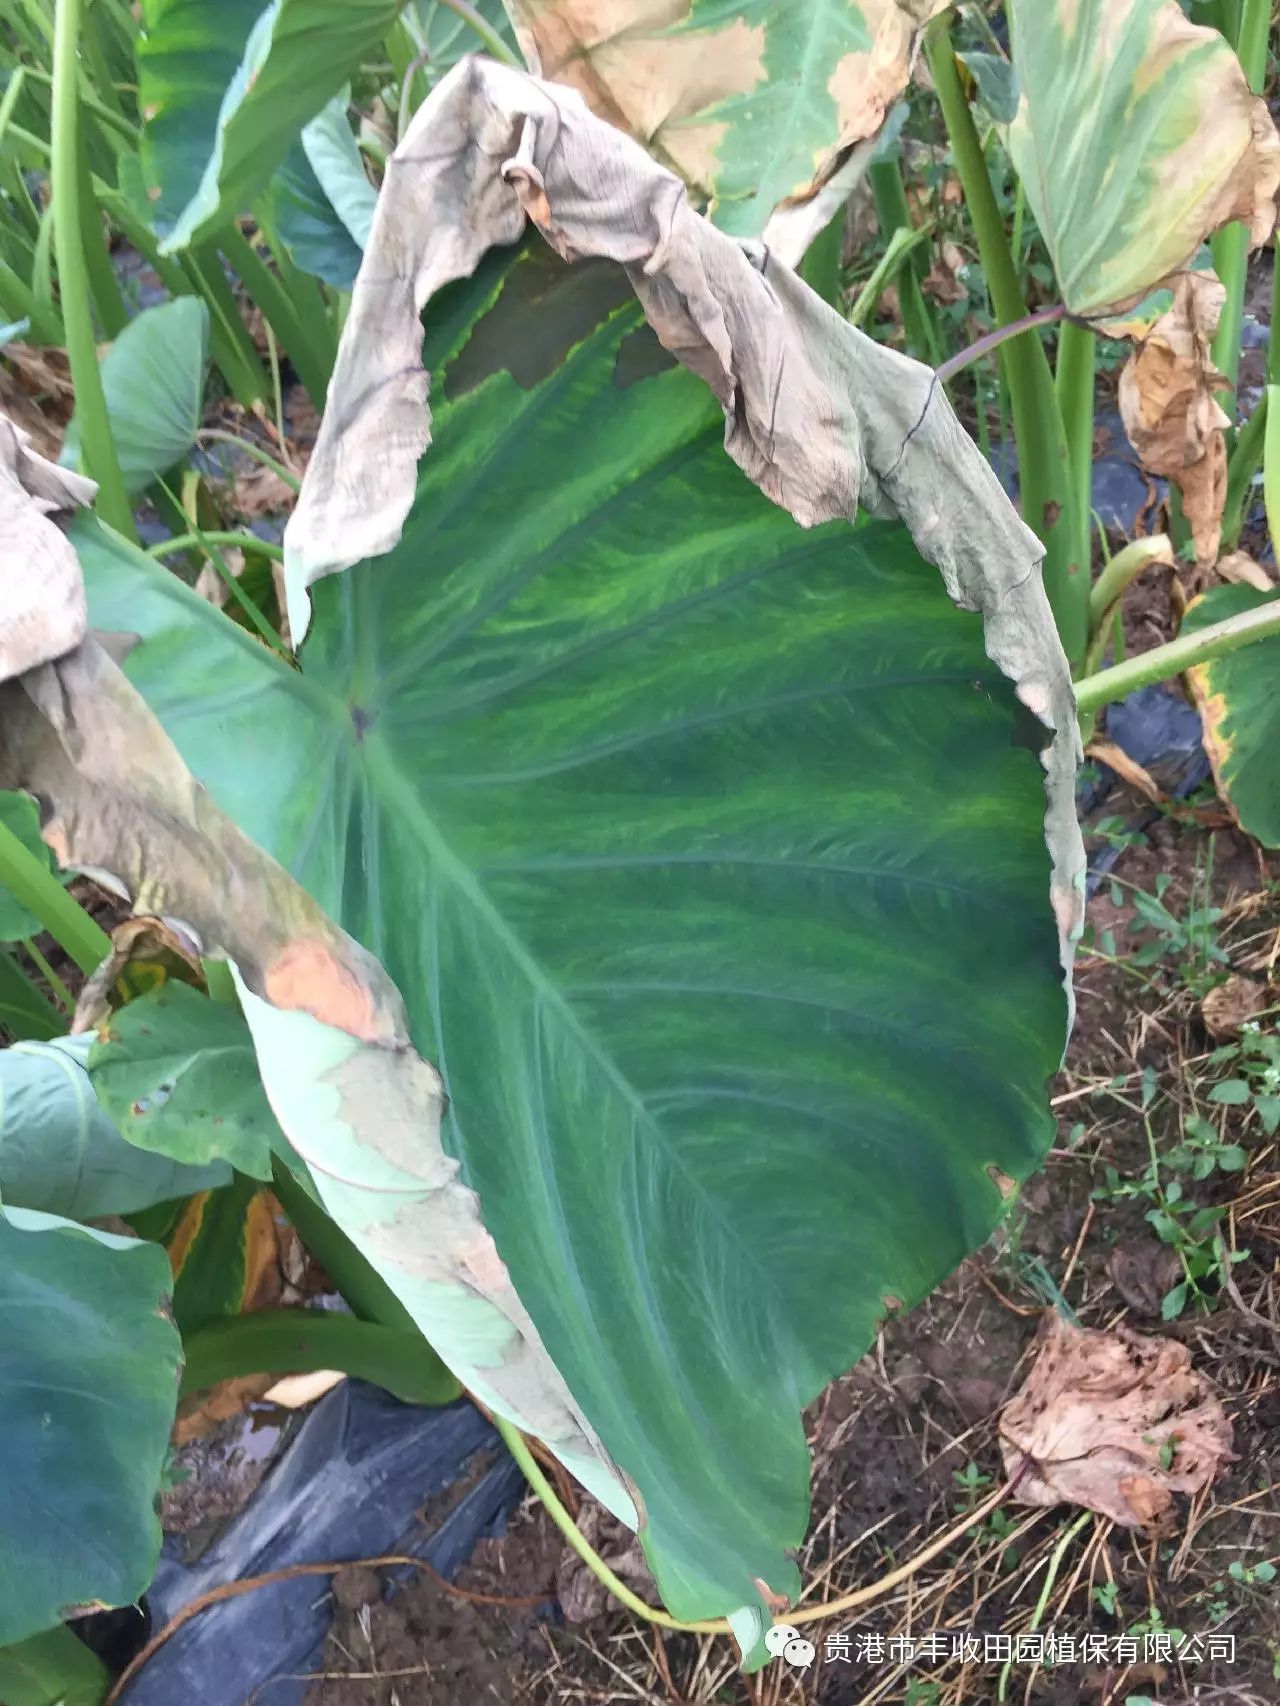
left=0, top=1034, right=230, bottom=1219
left=501, top=0, right=946, bottom=243
left=137, top=0, right=403, bottom=252
left=0, top=1205, right=180, bottom=1644
left=1005, top=0, right=1280, bottom=316
left=1185, top=583, right=1280, bottom=848
left=62, top=60, right=1084, bottom=1638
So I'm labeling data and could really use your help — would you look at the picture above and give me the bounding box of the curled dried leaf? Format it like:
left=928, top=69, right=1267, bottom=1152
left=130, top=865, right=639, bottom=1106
left=1000, top=1313, right=1233, bottom=1531
left=1118, top=273, right=1232, bottom=568
left=0, top=415, right=96, bottom=682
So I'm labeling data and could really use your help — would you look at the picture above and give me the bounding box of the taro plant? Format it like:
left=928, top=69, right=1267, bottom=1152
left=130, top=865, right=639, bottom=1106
left=0, top=0, right=1278, bottom=1691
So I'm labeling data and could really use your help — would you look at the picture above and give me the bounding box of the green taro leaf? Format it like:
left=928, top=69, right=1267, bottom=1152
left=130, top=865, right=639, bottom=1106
left=64, top=297, right=209, bottom=495
left=1005, top=0, right=1280, bottom=315
left=138, top=0, right=403, bottom=253
left=267, top=94, right=375, bottom=289
left=0, top=1623, right=111, bottom=1706
left=0, top=790, right=67, bottom=942
left=79, top=241, right=1076, bottom=1628
left=0, top=1033, right=231, bottom=1218
left=502, top=0, right=948, bottom=239
left=0, top=1205, right=180, bottom=1644
left=1186, top=583, right=1280, bottom=848
left=416, top=0, right=516, bottom=72
left=89, top=981, right=280, bottom=1178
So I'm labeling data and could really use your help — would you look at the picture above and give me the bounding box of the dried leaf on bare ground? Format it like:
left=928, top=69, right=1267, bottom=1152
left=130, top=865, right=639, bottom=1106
left=233, top=464, right=297, bottom=518
left=1118, top=272, right=1232, bottom=568
left=1107, top=1243, right=1184, bottom=1319
left=1200, top=972, right=1269, bottom=1042
left=922, top=238, right=968, bottom=304
left=999, top=1312, right=1233, bottom=1531
left=555, top=1499, right=657, bottom=1623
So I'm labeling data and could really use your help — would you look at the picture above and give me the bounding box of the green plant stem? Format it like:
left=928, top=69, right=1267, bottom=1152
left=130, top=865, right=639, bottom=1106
left=21, top=937, right=73, bottom=1012
left=75, top=123, right=128, bottom=337
left=1210, top=0, right=1269, bottom=405
left=182, top=246, right=270, bottom=409
left=936, top=304, right=1067, bottom=383
left=50, top=0, right=133, bottom=535
left=0, top=255, right=63, bottom=343
left=180, top=1309, right=459, bottom=1406
left=147, top=530, right=285, bottom=562
left=996, top=1511, right=1091, bottom=1701
left=223, top=224, right=334, bottom=409
left=495, top=1416, right=728, bottom=1633
left=848, top=221, right=936, bottom=329
left=197, top=429, right=301, bottom=491
left=170, top=522, right=289, bottom=654
left=1222, top=387, right=1266, bottom=548
left=269, top=1160, right=454, bottom=1384
left=437, top=0, right=520, bottom=63
left=0, top=821, right=110, bottom=975
left=1264, top=382, right=1280, bottom=551
left=868, top=157, right=941, bottom=364
left=1074, top=598, right=1280, bottom=714
left=1088, top=534, right=1175, bottom=632
left=1055, top=318, right=1096, bottom=603
left=927, top=26, right=1084, bottom=668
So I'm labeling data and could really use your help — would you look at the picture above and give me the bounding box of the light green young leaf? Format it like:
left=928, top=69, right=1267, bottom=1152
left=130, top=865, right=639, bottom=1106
left=88, top=981, right=279, bottom=1179
left=1005, top=0, right=1280, bottom=315
left=63, top=297, right=209, bottom=495
left=138, top=0, right=404, bottom=253
left=0, top=1204, right=180, bottom=1645
left=0, top=1033, right=230, bottom=1218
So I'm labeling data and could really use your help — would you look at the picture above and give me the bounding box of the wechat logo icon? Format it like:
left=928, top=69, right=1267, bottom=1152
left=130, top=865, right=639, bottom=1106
left=764, top=1624, right=816, bottom=1669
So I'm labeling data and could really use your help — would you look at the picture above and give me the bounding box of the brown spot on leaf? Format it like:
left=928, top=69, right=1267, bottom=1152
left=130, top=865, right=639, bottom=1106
left=986, top=1165, right=1017, bottom=1200
left=263, top=939, right=381, bottom=1040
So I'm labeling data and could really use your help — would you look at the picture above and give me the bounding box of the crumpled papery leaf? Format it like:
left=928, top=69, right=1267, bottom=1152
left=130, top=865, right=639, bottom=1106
left=1118, top=273, right=1232, bottom=567
left=502, top=0, right=947, bottom=250
left=0, top=415, right=95, bottom=680
left=999, top=1313, right=1233, bottom=1530
left=285, top=54, right=1084, bottom=1640
left=0, top=584, right=636, bottom=1549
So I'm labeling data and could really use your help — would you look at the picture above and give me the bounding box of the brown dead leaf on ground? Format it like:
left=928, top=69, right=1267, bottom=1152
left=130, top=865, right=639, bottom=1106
left=556, top=1500, right=657, bottom=1622
left=999, top=1312, right=1233, bottom=1532
left=0, top=344, right=75, bottom=459
left=233, top=463, right=296, bottom=517
left=1200, top=972, right=1268, bottom=1042
left=922, top=238, right=968, bottom=304
left=1118, top=273, right=1232, bottom=568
